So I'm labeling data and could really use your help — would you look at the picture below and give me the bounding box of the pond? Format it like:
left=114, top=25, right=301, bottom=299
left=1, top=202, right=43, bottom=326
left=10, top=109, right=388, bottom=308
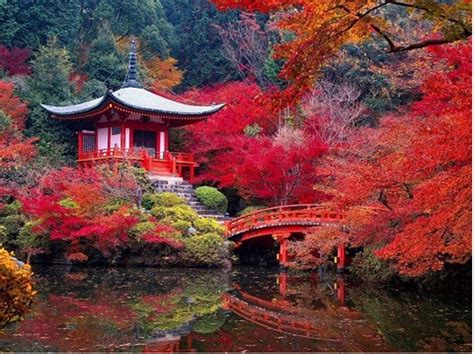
left=0, top=265, right=471, bottom=352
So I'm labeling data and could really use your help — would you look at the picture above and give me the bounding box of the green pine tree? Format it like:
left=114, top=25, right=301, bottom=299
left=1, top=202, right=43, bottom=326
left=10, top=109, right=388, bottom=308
left=161, top=0, right=239, bottom=89
left=85, top=25, right=126, bottom=90
left=0, top=0, right=81, bottom=50
left=21, top=38, right=77, bottom=165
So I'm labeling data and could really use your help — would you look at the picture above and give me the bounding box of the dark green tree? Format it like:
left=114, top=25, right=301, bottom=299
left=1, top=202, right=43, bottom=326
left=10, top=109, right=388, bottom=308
left=21, top=38, right=77, bottom=164
left=161, top=0, right=239, bottom=89
left=0, top=0, right=81, bottom=50
left=84, top=25, right=126, bottom=90
left=95, top=0, right=176, bottom=58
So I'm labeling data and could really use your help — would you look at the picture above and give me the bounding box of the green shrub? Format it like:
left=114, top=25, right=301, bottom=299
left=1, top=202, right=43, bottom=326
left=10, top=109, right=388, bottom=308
left=182, top=233, right=226, bottom=266
left=3, top=201, right=22, bottom=216
left=238, top=205, right=266, bottom=216
left=143, top=192, right=186, bottom=210
left=151, top=205, right=198, bottom=224
left=2, top=214, right=26, bottom=240
left=192, top=311, right=226, bottom=334
left=59, top=197, right=78, bottom=209
left=103, top=198, right=127, bottom=213
left=194, top=218, right=225, bottom=236
left=16, top=221, right=50, bottom=262
left=129, top=221, right=156, bottom=239
left=172, top=220, right=193, bottom=234
left=126, top=165, right=153, bottom=192
left=0, top=226, right=7, bottom=245
left=195, top=187, right=228, bottom=214
left=349, top=247, right=397, bottom=283
left=0, top=110, right=11, bottom=133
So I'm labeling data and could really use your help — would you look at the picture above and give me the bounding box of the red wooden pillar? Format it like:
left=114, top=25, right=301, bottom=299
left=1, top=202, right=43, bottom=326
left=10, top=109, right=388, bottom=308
left=336, top=276, right=346, bottom=305
left=190, top=165, right=195, bottom=180
left=77, top=131, right=83, bottom=160
left=107, top=126, right=111, bottom=154
left=171, top=156, right=177, bottom=174
left=279, top=238, right=288, bottom=268
left=121, top=124, right=125, bottom=152
left=278, top=272, right=288, bottom=297
left=155, top=131, right=160, bottom=159
left=187, top=333, right=192, bottom=351
left=337, top=243, right=346, bottom=273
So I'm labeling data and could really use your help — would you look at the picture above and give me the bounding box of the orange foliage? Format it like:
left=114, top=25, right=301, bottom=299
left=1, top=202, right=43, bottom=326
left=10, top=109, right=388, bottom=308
left=212, top=0, right=471, bottom=105
left=327, top=41, right=472, bottom=276
left=116, top=36, right=183, bottom=91
left=145, top=57, right=183, bottom=91
left=0, top=81, right=36, bottom=170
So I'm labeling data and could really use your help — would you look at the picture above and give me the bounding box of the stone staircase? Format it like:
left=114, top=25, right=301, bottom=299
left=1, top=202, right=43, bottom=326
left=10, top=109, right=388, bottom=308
left=150, top=176, right=229, bottom=222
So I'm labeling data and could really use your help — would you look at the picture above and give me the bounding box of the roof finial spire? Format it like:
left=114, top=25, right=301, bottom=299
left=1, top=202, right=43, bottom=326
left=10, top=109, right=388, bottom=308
left=122, top=38, right=143, bottom=89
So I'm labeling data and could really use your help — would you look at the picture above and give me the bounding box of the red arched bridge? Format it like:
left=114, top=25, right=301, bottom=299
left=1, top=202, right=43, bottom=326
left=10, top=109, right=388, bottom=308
left=225, top=204, right=348, bottom=270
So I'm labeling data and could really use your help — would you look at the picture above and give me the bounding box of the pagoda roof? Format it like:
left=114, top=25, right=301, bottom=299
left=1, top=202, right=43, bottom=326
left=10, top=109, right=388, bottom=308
left=41, top=87, right=225, bottom=119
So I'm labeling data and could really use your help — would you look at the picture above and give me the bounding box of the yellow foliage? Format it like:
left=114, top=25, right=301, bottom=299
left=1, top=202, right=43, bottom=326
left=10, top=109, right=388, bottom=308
left=0, top=248, right=35, bottom=329
left=144, top=57, right=183, bottom=91
left=115, top=36, right=183, bottom=91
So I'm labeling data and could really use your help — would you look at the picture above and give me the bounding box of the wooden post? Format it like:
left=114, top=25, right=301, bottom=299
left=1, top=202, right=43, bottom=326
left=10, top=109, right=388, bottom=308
left=336, top=276, right=346, bottom=305
left=107, top=126, right=111, bottom=154
left=337, top=243, right=346, bottom=273
left=172, top=155, right=177, bottom=175
left=156, top=131, right=160, bottom=159
left=187, top=333, right=192, bottom=351
left=279, top=238, right=288, bottom=268
left=278, top=272, right=288, bottom=297
left=121, top=124, right=125, bottom=152
left=190, top=165, right=195, bottom=180
left=77, top=131, right=83, bottom=160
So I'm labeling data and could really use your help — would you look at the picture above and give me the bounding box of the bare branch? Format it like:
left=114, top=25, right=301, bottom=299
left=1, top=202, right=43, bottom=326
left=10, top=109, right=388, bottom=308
left=215, top=12, right=272, bottom=87
left=302, top=81, right=365, bottom=146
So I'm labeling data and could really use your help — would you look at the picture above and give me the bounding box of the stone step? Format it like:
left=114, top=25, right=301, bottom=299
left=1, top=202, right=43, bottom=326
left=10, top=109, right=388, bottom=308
left=156, top=188, right=192, bottom=192
left=151, top=179, right=228, bottom=221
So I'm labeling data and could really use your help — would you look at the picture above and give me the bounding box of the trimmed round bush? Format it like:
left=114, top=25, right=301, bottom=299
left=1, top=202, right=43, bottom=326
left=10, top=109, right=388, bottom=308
left=151, top=205, right=198, bottom=224
left=182, top=233, right=226, bottom=266
left=194, top=218, right=225, bottom=236
left=172, top=220, right=193, bottom=234
left=195, top=187, right=228, bottom=214
left=142, top=192, right=186, bottom=210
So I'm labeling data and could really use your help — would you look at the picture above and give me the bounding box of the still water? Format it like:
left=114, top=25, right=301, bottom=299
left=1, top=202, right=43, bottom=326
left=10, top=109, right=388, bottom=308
left=0, top=265, right=471, bottom=352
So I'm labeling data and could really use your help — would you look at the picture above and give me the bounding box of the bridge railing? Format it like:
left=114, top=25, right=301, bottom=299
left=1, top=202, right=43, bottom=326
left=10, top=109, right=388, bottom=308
left=226, top=204, right=344, bottom=236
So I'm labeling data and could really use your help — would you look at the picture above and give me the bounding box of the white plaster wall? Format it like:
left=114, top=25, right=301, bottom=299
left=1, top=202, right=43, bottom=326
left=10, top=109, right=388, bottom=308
left=97, top=127, right=108, bottom=150
left=110, top=130, right=121, bottom=148
left=125, top=128, right=130, bottom=149
left=159, top=131, right=166, bottom=159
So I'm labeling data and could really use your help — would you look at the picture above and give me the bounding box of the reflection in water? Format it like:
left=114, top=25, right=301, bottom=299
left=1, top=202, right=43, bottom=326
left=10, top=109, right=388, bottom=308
left=0, top=265, right=471, bottom=352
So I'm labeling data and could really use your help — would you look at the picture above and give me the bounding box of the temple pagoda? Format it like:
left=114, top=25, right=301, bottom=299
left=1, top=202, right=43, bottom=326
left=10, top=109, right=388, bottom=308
left=41, top=40, right=224, bottom=180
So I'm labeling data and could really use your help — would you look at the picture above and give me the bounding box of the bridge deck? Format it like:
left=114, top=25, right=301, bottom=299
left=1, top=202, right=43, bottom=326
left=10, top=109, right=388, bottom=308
left=226, top=204, right=344, bottom=240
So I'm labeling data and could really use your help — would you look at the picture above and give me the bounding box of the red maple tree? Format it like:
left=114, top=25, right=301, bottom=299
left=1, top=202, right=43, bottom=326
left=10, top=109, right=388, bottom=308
left=325, top=40, right=472, bottom=276
left=0, top=81, right=36, bottom=172
left=182, top=82, right=328, bottom=205
left=0, top=46, right=31, bottom=76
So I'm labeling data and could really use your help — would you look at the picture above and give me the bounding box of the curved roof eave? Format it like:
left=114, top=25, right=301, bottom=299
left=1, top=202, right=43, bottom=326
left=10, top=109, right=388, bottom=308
left=41, top=88, right=225, bottom=118
left=109, top=93, right=225, bottom=117
left=40, top=94, right=108, bottom=117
